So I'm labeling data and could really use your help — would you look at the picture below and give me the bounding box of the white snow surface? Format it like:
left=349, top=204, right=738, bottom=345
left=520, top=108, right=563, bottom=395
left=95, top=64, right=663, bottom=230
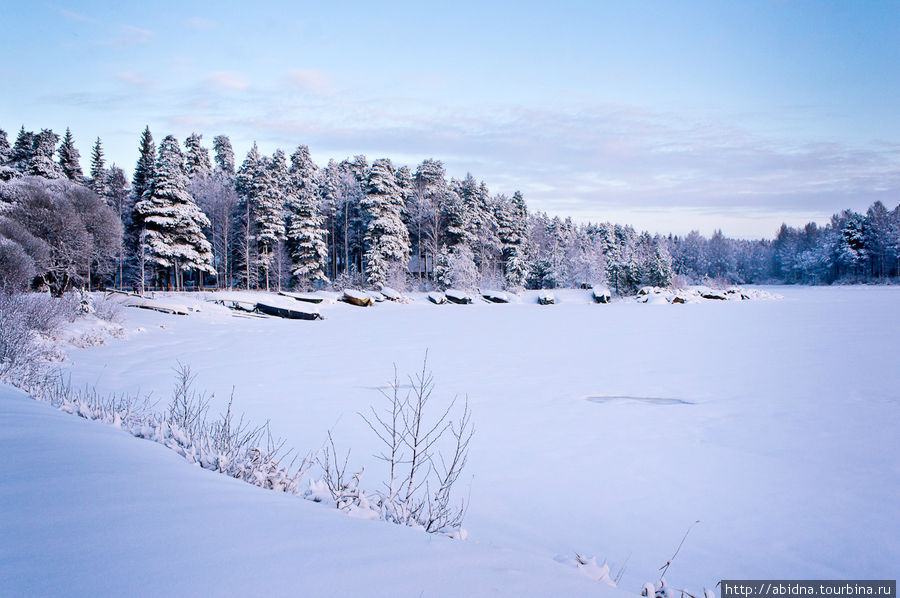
left=5, top=285, right=899, bottom=594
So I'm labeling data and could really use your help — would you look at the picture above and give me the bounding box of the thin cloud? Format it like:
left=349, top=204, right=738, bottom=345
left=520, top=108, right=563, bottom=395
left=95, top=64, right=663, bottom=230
left=185, top=17, right=214, bottom=30
left=114, top=71, right=151, bottom=88
left=285, top=69, right=337, bottom=96
left=207, top=71, right=250, bottom=91
left=94, top=24, right=155, bottom=48
left=57, top=7, right=98, bottom=24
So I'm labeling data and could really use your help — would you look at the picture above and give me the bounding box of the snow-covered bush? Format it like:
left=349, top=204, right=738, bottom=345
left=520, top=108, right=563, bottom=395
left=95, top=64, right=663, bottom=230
left=38, top=364, right=312, bottom=496
left=76, top=288, right=95, bottom=314
left=92, top=293, right=123, bottom=324
left=0, top=291, right=76, bottom=388
left=26, top=357, right=472, bottom=538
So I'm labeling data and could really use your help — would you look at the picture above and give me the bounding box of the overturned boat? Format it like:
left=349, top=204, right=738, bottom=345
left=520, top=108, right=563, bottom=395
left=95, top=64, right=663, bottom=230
left=481, top=290, right=510, bottom=303
left=445, top=289, right=473, bottom=304
left=592, top=285, right=611, bottom=304
left=278, top=291, right=325, bottom=304
left=342, top=289, right=373, bottom=307
left=255, top=302, right=323, bottom=321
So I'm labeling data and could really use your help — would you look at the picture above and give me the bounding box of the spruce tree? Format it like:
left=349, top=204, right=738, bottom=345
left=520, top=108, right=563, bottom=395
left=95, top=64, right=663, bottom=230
left=0, top=128, right=10, bottom=164
left=127, top=127, right=156, bottom=286
left=497, top=190, right=530, bottom=289
left=213, top=135, right=235, bottom=175
left=256, top=149, right=287, bottom=290
left=131, top=127, right=156, bottom=204
left=106, top=165, right=130, bottom=288
left=235, top=143, right=265, bottom=288
left=362, top=158, right=410, bottom=288
left=134, top=135, right=213, bottom=290
left=28, top=129, right=64, bottom=179
left=90, top=137, right=108, bottom=197
left=285, top=145, right=327, bottom=288
left=57, top=127, right=83, bottom=181
left=0, top=128, right=12, bottom=180
left=184, top=132, right=211, bottom=178
left=11, top=127, right=35, bottom=172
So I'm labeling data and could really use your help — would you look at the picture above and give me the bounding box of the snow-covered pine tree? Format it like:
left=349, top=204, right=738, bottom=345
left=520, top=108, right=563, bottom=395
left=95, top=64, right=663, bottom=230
left=395, top=164, right=414, bottom=229
left=0, top=128, right=10, bottom=163
left=27, top=129, right=64, bottom=179
left=285, top=145, right=327, bottom=289
left=412, top=159, right=449, bottom=281
left=361, top=158, right=410, bottom=288
left=106, top=165, right=130, bottom=288
left=127, top=127, right=156, bottom=288
left=131, top=127, right=156, bottom=203
left=57, top=128, right=83, bottom=181
left=89, top=137, right=109, bottom=198
left=235, top=144, right=286, bottom=290
left=441, top=184, right=469, bottom=251
left=234, top=143, right=265, bottom=288
left=496, top=190, right=530, bottom=289
left=184, top=133, right=211, bottom=179
left=833, top=211, right=868, bottom=278
left=460, top=177, right=501, bottom=280
left=134, top=135, right=213, bottom=290
left=643, top=238, right=674, bottom=288
left=213, top=135, right=235, bottom=176
left=256, top=149, right=288, bottom=291
left=10, top=127, right=35, bottom=173
left=0, top=128, right=13, bottom=181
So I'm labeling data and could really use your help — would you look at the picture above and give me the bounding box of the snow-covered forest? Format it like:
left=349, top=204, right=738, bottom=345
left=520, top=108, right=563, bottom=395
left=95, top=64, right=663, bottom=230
left=1, top=124, right=899, bottom=296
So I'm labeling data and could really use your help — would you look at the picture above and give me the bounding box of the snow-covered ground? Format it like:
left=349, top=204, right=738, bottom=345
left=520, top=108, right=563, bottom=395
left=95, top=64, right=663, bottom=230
left=5, top=286, right=899, bottom=594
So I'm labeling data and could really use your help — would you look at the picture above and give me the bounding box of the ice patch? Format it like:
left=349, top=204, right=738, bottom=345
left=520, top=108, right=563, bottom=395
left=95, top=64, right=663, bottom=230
left=585, top=395, right=693, bottom=405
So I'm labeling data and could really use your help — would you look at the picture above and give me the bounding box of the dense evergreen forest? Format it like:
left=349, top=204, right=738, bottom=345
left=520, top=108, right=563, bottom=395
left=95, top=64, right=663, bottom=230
left=1, top=125, right=898, bottom=295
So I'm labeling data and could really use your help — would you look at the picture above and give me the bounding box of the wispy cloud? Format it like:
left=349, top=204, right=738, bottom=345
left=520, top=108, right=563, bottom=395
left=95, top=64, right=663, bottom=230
left=93, top=24, right=155, bottom=48
left=207, top=71, right=249, bottom=91
left=185, top=17, right=214, bottom=30
left=57, top=7, right=98, bottom=24
left=285, top=69, right=337, bottom=96
left=114, top=71, right=152, bottom=88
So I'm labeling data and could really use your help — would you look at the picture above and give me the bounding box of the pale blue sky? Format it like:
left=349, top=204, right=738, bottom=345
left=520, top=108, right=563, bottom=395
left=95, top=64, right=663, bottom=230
left=2, top=1, right=898, bottom=237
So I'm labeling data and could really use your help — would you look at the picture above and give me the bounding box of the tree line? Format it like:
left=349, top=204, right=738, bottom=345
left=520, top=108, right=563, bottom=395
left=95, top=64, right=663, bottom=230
left=0, top=124, right=898, bottom=295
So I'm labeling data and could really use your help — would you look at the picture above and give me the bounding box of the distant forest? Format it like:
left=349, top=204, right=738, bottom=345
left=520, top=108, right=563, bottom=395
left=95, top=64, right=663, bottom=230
left=0, top=124, right=898, bottom=296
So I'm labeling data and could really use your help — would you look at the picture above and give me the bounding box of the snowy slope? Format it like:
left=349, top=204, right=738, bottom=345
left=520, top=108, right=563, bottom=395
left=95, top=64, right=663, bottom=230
left=0, top=384, right=627, bottom=597
left=10, top=285, right=900, bottom=592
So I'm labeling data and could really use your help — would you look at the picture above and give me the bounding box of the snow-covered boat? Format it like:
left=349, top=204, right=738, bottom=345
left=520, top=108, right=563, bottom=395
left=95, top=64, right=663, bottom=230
left=380, top=287, right=402, bottom=302
left=696, top=286, right=727, bottom=300
left=481, top=290, right=510, bottom=303
left=427, top=292, right=446, bottom=305
left=591, top=285, right=611, bottom=304
left=445, top=289, right=473, bottom=304
left=342, top=289, right=373, bottom=307
left=278, top=291, right=325, bottom=304
left=255, top=302, right=322, bottom=321
left=125, top=298, right=189, bottom=315
left=537, top=292, right=555, bottom=305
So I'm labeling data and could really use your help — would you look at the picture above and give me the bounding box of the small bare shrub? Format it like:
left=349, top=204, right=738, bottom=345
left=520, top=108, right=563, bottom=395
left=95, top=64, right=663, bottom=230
left=356, top=352, right=474, bottom=535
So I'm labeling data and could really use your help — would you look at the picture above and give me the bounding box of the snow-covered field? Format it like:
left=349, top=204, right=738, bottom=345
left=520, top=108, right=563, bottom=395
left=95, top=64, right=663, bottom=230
left=4, top=286, right=899, bottom=595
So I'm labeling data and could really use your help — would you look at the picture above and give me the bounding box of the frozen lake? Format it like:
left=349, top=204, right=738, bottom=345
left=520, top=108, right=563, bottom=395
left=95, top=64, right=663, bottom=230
left=56, top=285, right=900, bottom=589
